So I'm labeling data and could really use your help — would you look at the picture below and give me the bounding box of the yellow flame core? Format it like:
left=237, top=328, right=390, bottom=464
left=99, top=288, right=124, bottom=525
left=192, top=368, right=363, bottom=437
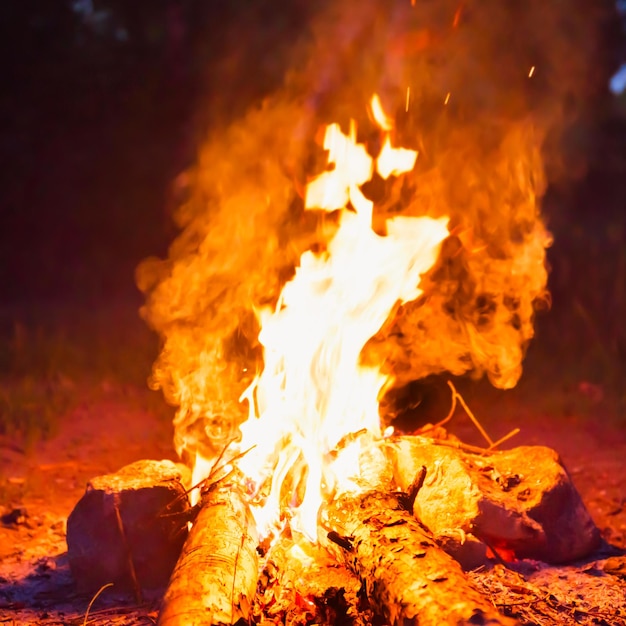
left=199, top=100, right=449, bottom=540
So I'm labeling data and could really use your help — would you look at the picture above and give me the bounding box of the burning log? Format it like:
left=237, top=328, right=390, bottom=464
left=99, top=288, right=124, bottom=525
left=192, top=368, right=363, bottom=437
left=319, top=488, right=518, bottom=626
left=390, top=437, right=601, bottom=563
left=157, top=480, right=258, bottom=626
left=255, top=534, right=372, bottom=625
left=317, top=438, right=518, bottom=626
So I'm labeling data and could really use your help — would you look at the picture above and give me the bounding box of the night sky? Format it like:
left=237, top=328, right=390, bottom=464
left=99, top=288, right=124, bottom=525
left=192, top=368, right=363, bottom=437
left=0, top=1, right=315, bottom=302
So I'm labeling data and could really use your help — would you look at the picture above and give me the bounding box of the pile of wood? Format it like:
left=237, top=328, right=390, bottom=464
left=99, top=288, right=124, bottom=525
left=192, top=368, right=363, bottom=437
left=66, top=432, right=605, bottom=626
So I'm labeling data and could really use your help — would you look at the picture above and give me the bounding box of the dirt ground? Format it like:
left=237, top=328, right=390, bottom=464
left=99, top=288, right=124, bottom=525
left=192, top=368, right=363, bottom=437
left=0, top=383, right=176, bottom=625
left=0, top=378, right=624, bottom=625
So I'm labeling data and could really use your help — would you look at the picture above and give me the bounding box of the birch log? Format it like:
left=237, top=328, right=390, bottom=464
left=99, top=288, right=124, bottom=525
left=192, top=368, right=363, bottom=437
left=157, top=482, right=258, bottom=626
left=319, top=489, right=519, bottom=626
left=317, top=437, right=518, bottom=626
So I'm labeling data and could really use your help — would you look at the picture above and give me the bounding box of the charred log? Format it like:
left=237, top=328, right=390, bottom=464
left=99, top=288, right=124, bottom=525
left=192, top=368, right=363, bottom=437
left=319, top=489, right=519, bottom=626
left=157, top=481, right=258, bottom=626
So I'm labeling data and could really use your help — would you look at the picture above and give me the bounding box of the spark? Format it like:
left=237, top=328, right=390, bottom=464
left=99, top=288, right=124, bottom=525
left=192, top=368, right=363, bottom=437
left=405, top=87, right=410, bottom=112
left=444, top=92, right=451, bottom=105
left=453, top=5, right=462, bottom=27
left=528, top=66, right=535, bottom=78
left=370, top=94, right=394, bottom=131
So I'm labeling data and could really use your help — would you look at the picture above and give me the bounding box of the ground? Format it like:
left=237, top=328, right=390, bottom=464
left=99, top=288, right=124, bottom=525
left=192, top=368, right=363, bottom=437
left=0, top=300, right=624, bottom=625
left=0, top=382, right=176, bottom=625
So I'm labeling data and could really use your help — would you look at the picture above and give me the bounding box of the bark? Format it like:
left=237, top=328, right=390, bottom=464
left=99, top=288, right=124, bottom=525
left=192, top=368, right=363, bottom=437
left=157, top=482, right=259, bottom=626
left=319, top=489, right=519, bottom=626
left=66, top=459, right=190, bottom=595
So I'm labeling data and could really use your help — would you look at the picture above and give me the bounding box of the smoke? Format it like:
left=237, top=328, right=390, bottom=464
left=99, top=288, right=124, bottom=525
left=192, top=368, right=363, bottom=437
left=137, top=0, right=616, bottom=458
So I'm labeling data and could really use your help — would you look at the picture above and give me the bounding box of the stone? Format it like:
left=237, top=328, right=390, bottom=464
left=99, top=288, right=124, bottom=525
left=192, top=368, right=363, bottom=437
left=67, top=459, right=191, bottom=593
left=390, top=438, right=601, bottom=564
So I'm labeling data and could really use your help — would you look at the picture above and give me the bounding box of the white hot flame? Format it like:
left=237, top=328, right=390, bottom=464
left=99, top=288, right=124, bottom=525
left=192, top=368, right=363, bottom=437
left=221, top=96, right=448, bottom=541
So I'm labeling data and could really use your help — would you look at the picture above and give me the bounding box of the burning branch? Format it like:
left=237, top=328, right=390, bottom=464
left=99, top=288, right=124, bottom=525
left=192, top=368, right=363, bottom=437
left=321, top=490, right=518, bottom=626
left=157, top=480, right=258, bottom=626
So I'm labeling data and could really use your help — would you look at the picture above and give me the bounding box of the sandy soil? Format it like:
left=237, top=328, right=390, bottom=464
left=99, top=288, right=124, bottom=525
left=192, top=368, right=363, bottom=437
left=0, top=381, right=624, bottom=625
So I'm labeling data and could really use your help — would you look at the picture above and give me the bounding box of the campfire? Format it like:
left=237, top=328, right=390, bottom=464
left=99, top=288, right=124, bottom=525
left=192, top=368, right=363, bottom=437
left=63, top=1, right=624, bottom=624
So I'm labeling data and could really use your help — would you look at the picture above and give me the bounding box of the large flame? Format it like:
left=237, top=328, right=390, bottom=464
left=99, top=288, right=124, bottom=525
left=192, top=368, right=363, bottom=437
left=219, top=104, right=448, bottom=538
left=135, top=0, right=608, bottom=543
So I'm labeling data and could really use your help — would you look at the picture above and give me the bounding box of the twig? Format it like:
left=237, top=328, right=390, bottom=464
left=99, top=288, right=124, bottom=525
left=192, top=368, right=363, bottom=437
left=488, top=428, right=520, bottom=451
left=416, top=385, right=458, bottom=434
left=82, top=582, right=113, bottom=626
left=208, top=438, right=238, bottom=480
left=77, top=605, right=156, bottom=619
left=415, top=381, right=494, bottom=447
left=207, top=444, right=257, bottom=484
left=403, top=465, right=427, bottom=512
left=327, top=530, right=354, bottom=552
left=418, top=381, right=521, bottom=452
left=477, top=534, right=510, bottom=568
left=161, top=442, right=258, bottom=522
left=423, top=436, right=494, bottom=456
left=448, top=381, right=494, bottom=447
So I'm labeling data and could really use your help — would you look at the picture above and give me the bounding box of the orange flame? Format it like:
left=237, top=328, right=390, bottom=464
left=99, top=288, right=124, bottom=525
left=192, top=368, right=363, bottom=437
left=193, top=97, right=448, bottom=540
left=370, top=93, right=394, bottom=131
left=135, top=1, right=593, bottom=547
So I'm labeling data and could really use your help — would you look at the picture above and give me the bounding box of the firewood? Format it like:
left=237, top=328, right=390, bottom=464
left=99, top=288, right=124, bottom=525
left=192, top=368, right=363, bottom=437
left=315, top=436, right=518, bottom=625
left=319, top=489, right=519, bottom=626
left=390, top=437, right=601, bottom=563
left=157, top=480, right=259, bottom=626
left=66, top=459, right=191, bottom=595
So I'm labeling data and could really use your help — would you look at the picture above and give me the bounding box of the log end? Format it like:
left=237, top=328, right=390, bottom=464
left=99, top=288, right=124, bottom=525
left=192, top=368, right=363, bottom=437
left=67, top=459, right=190, bottom=593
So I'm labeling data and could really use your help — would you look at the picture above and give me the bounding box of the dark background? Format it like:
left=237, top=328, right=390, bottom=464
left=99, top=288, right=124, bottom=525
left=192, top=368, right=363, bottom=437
left=0, top=0, right=315, bottom=302
left=0, top=0, right=624, bottom=407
